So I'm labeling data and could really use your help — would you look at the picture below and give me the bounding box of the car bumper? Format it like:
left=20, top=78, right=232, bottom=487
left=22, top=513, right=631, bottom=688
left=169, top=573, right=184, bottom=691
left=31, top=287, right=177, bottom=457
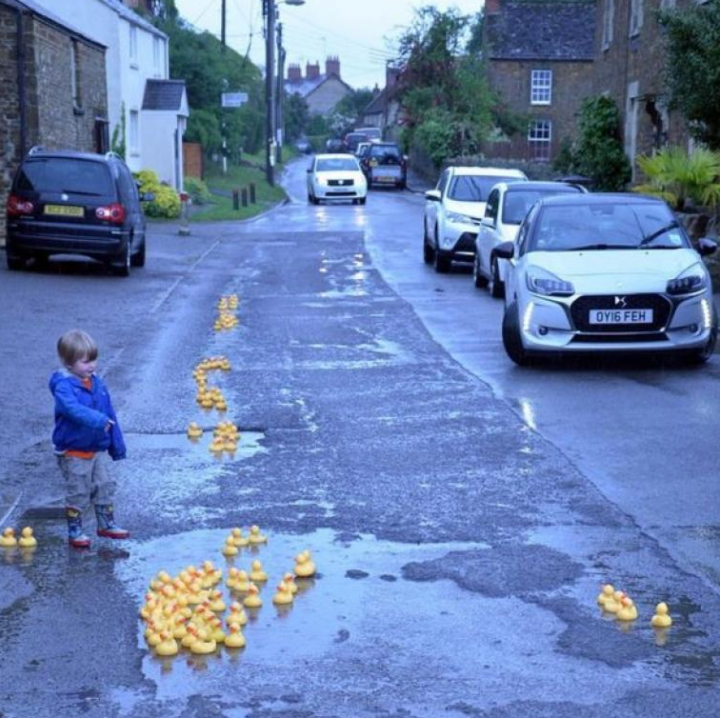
left=313, top=186, right=367, bottom=200
left=518, top=292, right=716, bottom=353
left=437, top=229, right=478, bottom=262
left=7, top=220, right=129, bottom=258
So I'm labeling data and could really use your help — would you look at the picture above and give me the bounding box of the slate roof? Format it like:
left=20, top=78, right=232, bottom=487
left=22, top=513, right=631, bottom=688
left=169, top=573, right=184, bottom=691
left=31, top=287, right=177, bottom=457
left=485, top=1, right=596, bottom=61
left=363, top=83, right=400, bottom=116
left=97, top=0, right=167, bottom=39
left=142, top=79, right=186, bottom=111
left=284, top=73, right=354, bottom=98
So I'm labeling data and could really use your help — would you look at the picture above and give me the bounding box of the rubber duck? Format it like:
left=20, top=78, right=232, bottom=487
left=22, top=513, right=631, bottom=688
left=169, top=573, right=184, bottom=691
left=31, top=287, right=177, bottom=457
left=248, top=525, right=267, bottom=545
left=233, top=570, right=251, bottom=593
left=155, top=632, right=179, bottom=657
left=18, top=527, right=37, bottom=549
left=603, top=590, right=624, bottom=614
left=249, top=560, right=268, bottom=582
left=243, top=583, right=262, bottom=608
left=597, top=584, right=614, bottom=607
left=651, top=602, right=673, bottom=628
left=616, top=596, right=638, bottom=622
left=208, top=590, right=226, bottom=613
left=196, top=391, right=208, bottom=405
left=187, top=423, right=203, bottom=439
left=0, top=528, right=17, bottom=548
left=201, top=560, right=222, bottom=585
left=272, top=580, right=294, bottom=606
left=226, top=602, right=248, bottom=627
left=215, top=399, right=228, bottom=412
left=223, top=437, right=237, bottom=452
left=172, top=615, right=188, bottom=640
left=293, top=550, right=316, bottom=578
left=190, top=628, right=217, bottom=655
left=283, top=573, right=299, bottom=595
left=208, top=616, right=226, bottom=644
left=222, top=537, right=239, bottom=557
left=218, top=297, right=228, bottom=310
left=182, top=623, right=199, bottom=649
left=230, top=528, right=248, bottom=548
left=224, top=622, right=246, bottom=649
left=220, top=358, right=231, bottom=371
left=201, top=396, right=215, bottom=410
left=209, top=437, right=226, bottom=454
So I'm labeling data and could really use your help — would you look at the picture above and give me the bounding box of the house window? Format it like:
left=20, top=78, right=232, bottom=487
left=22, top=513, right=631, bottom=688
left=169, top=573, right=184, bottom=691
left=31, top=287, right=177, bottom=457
left=602, top=0, right=615, bottom=49
left=70, top=39, right=81, bottom=108
left=129, top=25, right=138, bottom=66
left=129, top=110, right=139, bottom=153
left=530, top=70, right=552, bottom=105
left=153, top=36, right=161, bottom=74
left=528, top=120, right=552, bottom=161
left=629, top=0, right=644, bottom=37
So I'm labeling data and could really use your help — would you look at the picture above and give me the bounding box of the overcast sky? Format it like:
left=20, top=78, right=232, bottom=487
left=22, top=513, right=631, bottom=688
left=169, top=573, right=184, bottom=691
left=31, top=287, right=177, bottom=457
left=174, top=0, right=484, bottom=90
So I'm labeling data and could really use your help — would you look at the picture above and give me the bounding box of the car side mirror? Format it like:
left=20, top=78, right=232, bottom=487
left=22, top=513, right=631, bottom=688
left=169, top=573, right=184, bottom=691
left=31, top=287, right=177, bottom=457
left=698, top=237, right=717, bottom=256
left=306, top=168, right=313, bottom=173
left=495, top=240, right=515, bottom=260
left=141, top=192, right=155, bottom=202
left=425, top=190, right=441, bottom=202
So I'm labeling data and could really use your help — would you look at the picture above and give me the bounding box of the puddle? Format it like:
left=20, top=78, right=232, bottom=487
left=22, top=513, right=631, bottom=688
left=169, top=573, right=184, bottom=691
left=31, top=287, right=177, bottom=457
left=128, top=431, right=267, bottom=462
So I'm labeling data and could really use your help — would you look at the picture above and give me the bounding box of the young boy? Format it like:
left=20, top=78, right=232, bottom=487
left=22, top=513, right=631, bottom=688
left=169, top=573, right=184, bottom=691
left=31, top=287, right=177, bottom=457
left=50, top=329, right=129, bottom=548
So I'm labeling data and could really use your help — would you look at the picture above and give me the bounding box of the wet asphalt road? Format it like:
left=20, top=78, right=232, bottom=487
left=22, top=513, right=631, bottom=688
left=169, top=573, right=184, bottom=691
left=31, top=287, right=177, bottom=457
left=0, top=161, right=719, bottom=717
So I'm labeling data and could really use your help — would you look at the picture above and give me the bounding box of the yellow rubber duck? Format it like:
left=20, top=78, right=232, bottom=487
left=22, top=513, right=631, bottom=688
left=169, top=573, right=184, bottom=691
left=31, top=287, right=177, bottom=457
left=596, top=583, right=614, bottom=607
left=283, top=573, right=299, bottom=595
left=202, top=560, right=222, bottom=586
left=230, top=528, right=248, bottom=547
left=249, top=559, right=268, bottom=582
left=651, top=602, right=672, bottom=628
left=155, top=632, right=179, bottom=657
left=209, top=438, right=226, bottom=454
left=201, top=396, right=215, bottom=410
left=616, top=596, right=638, bottom=621
left=243, top=583, right=263, bottom=608
left=220, top=358, right=231, bottom=371
left=187, top=423, right=203, bottom=439
left=18, top=527, right=37, bottom=549
left=222, top=537, right=238, bottom=557
left=208, top=617, right=226, bottom=644
left=226, top=602, right=248, bottom=627
left=272, top=580, right=294, bottom=606
left=248, top=525, right=267, bottom=545
left=233, top=570, right=251, bottom=593
left=208, top=590, right=226, bottom=613
left=181, top=623, right=199, bottom=649
left=603, top=590, right=624, bottom=614
left=0, top=527, right=18, bottom=548
left=223, top=438, right=237, bottom=452
left=294, top=550, right=316, bottom=578
left=226, top=567, right=240, bottom=590
left=190, top=628, right=217, bottom=654
left=215, top=400, right=228, bottom=412
left=224, top=622, right=246, bottom=649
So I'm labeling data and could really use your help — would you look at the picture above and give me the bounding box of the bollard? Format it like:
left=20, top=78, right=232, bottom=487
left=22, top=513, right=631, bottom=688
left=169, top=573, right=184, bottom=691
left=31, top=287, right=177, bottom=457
left=249, top=183, right=256, bottom=204
left=241, top=188, right=248, bottom=207
left=178, top=192, right=191, bottom=236
left=232, top=189, right=239, bottom=211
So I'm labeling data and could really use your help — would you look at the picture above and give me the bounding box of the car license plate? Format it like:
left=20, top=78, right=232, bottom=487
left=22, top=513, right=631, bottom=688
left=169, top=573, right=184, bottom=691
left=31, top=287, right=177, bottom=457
left=44, top=204, right=84, bottom=217
left=589, top=308, right=654, bottom=324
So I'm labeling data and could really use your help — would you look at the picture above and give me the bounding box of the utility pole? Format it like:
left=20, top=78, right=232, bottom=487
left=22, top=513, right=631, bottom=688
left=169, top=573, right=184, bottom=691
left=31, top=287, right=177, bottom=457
left=276, top=22, right=286, bottom=164
left=221, top=0, right=226, bottom=51
left=264, top=0, right=276, bottom=186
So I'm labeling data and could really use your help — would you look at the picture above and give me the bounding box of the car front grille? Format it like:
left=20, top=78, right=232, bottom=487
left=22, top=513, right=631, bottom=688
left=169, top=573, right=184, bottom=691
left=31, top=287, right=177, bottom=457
left=328, top=179, right=354, bottom=187
left=571, top=332, right=668, bottom=344
left=571, top=293, right=672, bottom=333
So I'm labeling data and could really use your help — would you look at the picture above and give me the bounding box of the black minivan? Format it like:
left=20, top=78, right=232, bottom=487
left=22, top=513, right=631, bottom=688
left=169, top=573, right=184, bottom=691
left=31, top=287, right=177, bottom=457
left=5, top=148, right=152, bottom=276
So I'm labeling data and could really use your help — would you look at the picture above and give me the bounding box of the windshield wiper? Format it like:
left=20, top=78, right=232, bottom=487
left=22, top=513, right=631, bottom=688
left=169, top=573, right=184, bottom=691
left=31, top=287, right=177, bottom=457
left=573, top=243, right=637, bottom=250
left=61, top=189, right=102, bottom=196
left=638, top=221, right=679, bottom=247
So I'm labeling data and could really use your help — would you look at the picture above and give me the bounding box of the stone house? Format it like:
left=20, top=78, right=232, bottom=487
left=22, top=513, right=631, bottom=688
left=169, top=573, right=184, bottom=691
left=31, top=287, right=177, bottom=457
left=593, top=0, right=695, bottom=179
left=284, top=57, right=353, bottom=116
left=481, top=0, right=596, bottom=163
left=360, top=65, right=404, bottom=141
left=0, top=0, right=108, bottom=245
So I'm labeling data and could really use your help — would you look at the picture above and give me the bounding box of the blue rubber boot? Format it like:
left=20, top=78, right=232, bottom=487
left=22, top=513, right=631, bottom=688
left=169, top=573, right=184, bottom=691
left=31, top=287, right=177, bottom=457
left=95, top=504, right=129, bottom=539
left=66, top=507, right=91, bottom=548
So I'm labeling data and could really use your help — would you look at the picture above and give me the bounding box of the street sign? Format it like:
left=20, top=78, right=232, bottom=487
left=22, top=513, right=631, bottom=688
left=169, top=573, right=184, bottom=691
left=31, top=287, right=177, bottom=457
left=222, top=92, right=248, bottom=108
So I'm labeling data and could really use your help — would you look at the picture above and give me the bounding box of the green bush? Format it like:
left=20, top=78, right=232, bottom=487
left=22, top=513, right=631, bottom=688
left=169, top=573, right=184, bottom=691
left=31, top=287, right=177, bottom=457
left=135, top=169, right=181, bottom=218
left=184, top=176, right=212, bottom=205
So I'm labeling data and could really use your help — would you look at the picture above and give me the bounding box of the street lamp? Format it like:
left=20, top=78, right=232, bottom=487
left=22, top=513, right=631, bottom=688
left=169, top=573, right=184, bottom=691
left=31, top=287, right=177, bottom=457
left=264, top=0, right=305, bottom=186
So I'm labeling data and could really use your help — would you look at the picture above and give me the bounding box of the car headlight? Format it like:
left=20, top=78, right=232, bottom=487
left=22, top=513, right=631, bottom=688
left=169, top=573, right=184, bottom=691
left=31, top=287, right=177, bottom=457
left=526, top=266, right=574, bottom=297
left=445, top=211, right=473, bottom=225
left=666, top=263, right=707, bottom=296
left=315, top=176, right=328, bottom=186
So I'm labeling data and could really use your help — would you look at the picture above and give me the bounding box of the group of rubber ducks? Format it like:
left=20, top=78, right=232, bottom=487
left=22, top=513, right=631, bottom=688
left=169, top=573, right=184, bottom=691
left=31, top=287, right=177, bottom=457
left=0, top=526, right=38, bottom=549
left=139, top=527, right=317, bottom=659
left=597, top=583, right=673, bottom=628
left=214, top=295, right=240, bottom=333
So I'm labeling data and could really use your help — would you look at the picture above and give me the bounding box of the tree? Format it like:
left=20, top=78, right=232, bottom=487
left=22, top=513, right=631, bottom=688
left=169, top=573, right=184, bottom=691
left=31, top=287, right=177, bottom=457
left=334, top=89, right=377, bottom=123
left=659, top=1, right=720, bottom=150
left=284, top=93, right=309, bottom=142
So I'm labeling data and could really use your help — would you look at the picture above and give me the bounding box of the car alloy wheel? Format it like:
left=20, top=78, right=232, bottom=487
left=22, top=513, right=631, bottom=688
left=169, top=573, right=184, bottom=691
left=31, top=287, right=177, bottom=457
left=489, top=256, right=504, bottom=299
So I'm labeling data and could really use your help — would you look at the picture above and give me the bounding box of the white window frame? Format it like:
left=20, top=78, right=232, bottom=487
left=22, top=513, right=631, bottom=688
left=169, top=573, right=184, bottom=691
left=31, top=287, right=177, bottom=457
left=129, top=109, right=139, bottom=155
left=629, top=0, right=644, bottom=37
left=129, top=25, right=138, bottom=66
left=602, top=0, right=615, bottom=50
left=528, top=120, right=552, bottom=161
left=530, top=70, right=552, bottom=106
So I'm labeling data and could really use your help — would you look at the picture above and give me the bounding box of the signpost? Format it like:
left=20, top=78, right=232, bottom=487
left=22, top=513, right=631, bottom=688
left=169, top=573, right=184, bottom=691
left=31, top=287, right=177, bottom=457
left=221, top=92, right=248, bottom=108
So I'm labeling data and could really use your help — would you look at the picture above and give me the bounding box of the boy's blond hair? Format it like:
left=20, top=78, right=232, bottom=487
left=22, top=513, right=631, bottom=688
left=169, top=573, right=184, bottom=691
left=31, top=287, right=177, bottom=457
left=57, top=329, right=98, bottom=366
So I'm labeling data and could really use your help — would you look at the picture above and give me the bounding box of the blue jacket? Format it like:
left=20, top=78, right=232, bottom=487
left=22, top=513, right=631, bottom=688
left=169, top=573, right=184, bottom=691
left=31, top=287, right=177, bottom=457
left=49, top=370, right=126, bottom=460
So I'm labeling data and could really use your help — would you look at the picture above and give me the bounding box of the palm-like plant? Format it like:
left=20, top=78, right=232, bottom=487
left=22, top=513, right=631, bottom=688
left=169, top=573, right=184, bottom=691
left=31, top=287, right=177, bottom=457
left=633, top=147, right=720, bottom=210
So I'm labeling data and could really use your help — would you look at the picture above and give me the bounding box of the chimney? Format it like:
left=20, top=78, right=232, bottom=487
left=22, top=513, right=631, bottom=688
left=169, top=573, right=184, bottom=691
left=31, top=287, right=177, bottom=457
left=306, top=61, right=320, bottom=80
left=485, top=0, right=501, bottom=14
left=386, top=64, right=401, bottom=88
left=325, top=56, right=340, bottom=77
left=287, top=63, right=302, bottom=82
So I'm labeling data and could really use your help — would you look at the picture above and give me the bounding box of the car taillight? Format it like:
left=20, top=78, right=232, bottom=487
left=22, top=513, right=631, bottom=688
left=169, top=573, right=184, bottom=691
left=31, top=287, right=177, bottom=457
left=6, top=195, right=34, bottom=217
left=95, top=202, right=126, bottom=224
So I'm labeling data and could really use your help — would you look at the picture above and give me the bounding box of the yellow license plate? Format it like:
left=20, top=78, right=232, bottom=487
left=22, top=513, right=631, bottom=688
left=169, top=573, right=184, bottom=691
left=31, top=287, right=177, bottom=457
left=44, top=204, right=84, bottom=217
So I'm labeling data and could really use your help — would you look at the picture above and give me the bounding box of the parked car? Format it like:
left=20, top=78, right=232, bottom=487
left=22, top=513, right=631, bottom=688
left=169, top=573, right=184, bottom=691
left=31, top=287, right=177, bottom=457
left=307, top=153, right=367, bottom=205
left=343, top=132, right=369, bottom=153
left=474, top=181, right=586, bottom=297
left=423, top=166, right=528, bottom=273
left=361, top=142, right=407, bottom=189
left=325, top=138, right=345, bottom=153
left=355, top=141, right=372, bottom=161
left=5, top=148, right=152, bottom=276
left=496, top=193, right=718, bottom=365
left=295, top=137, right=312, bottom=154
left=354, top=126, right=382, bottom=141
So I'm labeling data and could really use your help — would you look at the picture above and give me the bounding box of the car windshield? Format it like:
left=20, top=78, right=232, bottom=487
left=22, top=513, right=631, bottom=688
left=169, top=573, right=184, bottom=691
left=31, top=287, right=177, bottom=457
left=448, top=175, right=523, bottom=202
left=316, top=158, right=359, bottom=172
left=17, top=158, right=113, bottom=196
left=369, top=145, right=401, bottom=164
left=529, top=202, right=689, bottom=252
left=503, top=188, right=581, bottom=225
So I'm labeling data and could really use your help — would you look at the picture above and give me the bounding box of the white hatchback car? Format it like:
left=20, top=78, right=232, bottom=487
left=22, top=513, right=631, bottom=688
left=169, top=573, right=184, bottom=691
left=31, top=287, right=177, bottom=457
left=423, top=166, right=527, bottom=273
left=307, top=154, right=367, bottom=205
left=496, top=194, right=718, bottom=365
left=474, top=181, right=586, bottom=297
